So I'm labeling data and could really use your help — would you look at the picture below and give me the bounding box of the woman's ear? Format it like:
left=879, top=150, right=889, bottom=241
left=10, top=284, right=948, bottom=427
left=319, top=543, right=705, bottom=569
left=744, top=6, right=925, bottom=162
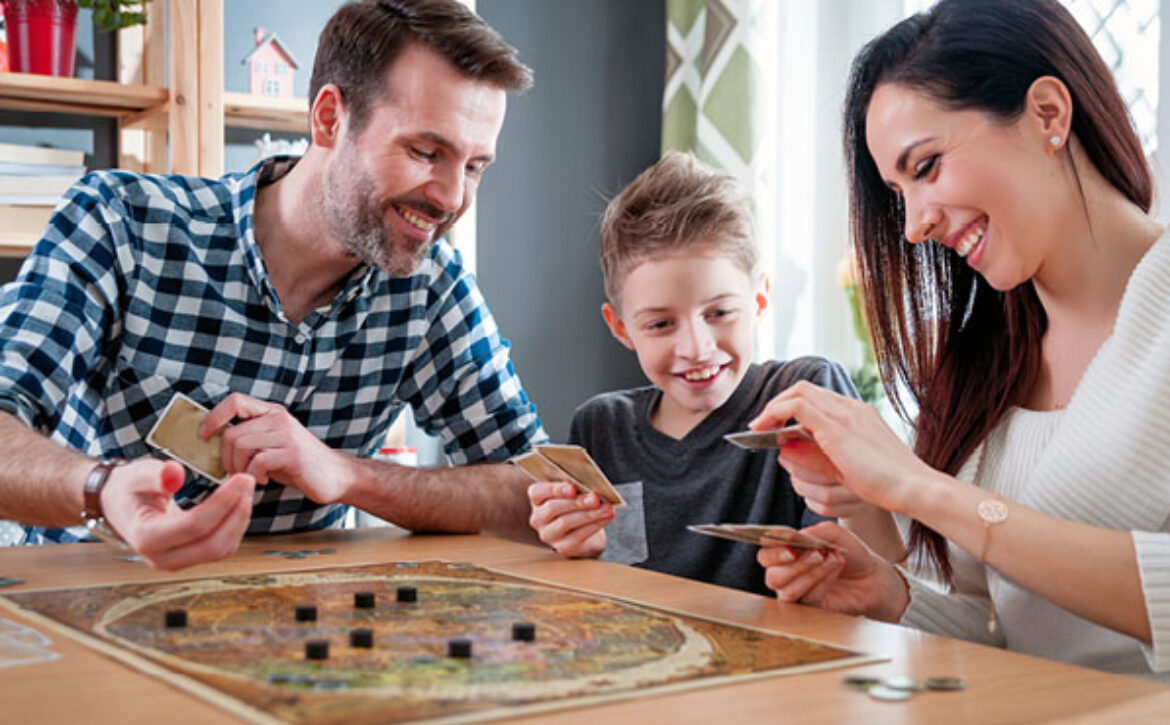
left=601, top=303, right=635, bottom=350
left=1026, top=76, right=1073, bottom=153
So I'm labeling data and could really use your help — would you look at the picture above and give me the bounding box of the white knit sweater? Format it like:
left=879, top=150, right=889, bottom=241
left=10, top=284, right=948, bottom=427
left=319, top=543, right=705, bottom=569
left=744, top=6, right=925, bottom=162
left=899, top=230, right=1170, bottom=682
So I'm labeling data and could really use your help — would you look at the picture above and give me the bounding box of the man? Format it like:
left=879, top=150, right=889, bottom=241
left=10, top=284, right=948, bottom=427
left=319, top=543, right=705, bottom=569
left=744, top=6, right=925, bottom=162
left=0, top=0, right=545, bottom=570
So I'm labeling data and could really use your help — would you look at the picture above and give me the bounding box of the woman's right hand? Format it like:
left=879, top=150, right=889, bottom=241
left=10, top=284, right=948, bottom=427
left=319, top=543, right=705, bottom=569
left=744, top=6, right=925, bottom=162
left=757, top=521, right=910, bottom=622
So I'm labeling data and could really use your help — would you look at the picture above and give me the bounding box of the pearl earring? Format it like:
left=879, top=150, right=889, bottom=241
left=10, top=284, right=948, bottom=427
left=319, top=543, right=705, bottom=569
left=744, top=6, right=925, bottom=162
left=1050, top=135, right=1061, bottom=147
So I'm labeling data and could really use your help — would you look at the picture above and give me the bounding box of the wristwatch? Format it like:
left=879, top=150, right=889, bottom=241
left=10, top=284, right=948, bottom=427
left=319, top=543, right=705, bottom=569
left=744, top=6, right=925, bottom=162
left=82, top=459, right=129, bottom=548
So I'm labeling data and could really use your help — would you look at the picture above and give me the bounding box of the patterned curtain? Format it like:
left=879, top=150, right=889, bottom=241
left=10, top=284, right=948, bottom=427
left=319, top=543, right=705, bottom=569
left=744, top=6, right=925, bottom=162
left=662, top=0, right=778, bottom=355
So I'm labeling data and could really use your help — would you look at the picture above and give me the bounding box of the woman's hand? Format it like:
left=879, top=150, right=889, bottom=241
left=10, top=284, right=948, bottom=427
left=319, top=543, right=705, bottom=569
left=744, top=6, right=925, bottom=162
left=752, top=381, right=937, bottom=513
left=757, top=521, right=909, bottom=622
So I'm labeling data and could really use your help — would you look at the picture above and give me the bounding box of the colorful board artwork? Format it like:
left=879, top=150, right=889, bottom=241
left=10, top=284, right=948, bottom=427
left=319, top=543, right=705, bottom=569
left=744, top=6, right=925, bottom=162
left=0, top=561, right=878, bottom=724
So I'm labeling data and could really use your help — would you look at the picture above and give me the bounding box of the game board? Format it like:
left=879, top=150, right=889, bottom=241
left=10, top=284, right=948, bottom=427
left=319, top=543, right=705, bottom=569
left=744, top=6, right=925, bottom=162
left=0, top=561, right=880, bottom=724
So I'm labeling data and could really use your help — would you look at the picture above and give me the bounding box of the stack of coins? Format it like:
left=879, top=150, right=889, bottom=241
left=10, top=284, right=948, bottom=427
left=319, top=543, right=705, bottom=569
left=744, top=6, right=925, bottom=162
left=842, top=674, right=966, bottom=702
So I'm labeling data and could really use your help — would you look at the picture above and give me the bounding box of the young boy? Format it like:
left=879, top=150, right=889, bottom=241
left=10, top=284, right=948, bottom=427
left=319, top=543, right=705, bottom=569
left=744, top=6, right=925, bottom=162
left=527, top=152, right=895, bottom=596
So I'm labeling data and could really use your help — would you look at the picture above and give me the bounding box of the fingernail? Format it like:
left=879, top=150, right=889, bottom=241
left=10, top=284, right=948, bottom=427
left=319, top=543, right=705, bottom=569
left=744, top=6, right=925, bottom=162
left=775, top=548, right=795, bottom=563
left=807, top=551, right=823, bottom=565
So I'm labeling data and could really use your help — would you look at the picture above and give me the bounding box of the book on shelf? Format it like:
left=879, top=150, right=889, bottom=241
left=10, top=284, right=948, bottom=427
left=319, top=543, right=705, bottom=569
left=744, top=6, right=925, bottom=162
left=0, top=175, right=79, bottom=197
left=0, top=160, right=87, bottom=177
left=0, top=141, right=85, bottom=168
left=0, top=204, right=54, bottom=237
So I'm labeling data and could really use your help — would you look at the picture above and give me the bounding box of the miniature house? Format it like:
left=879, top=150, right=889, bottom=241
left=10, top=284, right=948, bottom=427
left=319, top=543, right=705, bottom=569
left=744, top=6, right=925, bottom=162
left=242, top=27, right=299, bottom=99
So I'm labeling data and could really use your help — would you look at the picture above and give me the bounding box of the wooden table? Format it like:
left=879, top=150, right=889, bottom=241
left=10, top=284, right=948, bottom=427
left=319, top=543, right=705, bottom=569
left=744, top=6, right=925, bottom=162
left=0, top=528, right=1164, bottom=723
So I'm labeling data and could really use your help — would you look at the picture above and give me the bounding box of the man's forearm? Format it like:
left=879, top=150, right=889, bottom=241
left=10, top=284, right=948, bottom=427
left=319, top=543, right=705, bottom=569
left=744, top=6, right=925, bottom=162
left=0, top=412, right=93, bottom=527
left=345, top=458, right=535, bottom=538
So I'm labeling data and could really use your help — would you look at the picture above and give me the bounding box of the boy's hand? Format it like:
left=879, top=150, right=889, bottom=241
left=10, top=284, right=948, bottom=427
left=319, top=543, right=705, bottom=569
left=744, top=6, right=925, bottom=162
left=528, top=482, right=614, bottom=558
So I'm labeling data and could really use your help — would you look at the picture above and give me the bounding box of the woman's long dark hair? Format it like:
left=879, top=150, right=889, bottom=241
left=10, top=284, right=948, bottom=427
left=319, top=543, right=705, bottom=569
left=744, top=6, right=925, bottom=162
left=843, top=0, right=1151, bottom=582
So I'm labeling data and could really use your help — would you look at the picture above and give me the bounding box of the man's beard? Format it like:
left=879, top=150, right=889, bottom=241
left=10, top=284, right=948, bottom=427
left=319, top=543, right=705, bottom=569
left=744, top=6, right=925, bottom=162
left=322, top=155, right=445, bottom=277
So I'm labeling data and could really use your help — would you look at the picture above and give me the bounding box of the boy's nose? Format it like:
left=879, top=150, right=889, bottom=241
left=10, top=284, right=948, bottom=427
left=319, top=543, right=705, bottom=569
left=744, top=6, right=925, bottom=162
left=677, top=321, right=715, bottom=359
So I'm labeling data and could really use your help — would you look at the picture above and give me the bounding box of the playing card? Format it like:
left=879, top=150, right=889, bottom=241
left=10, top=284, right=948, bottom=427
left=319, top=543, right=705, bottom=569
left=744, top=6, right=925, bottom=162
left=532, top=444, right=626, bottom=506
left=146, top=392, right=227, bottom=482
left=511, top=451, right=577, bottom=486
left=687, top=523, right=842, bottom=551
left=723, top=423, right=813, bottom=450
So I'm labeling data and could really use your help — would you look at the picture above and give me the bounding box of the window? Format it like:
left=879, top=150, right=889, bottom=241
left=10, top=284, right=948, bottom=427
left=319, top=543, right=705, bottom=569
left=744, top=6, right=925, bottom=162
left=256, top=61, right=268, bottom=75
left=277, top=62, right=288, bottom=75
left=264, top=79, right=281, bottom=97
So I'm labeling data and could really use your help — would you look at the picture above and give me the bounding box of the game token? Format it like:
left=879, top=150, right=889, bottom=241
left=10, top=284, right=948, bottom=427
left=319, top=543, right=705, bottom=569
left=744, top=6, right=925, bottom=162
left=883, top=676, right=925, bottom=691
left=354, top=591, right=376, bottom=608
left=512, top=621, right=536, bottom=642
left=448, top=638, right=472, bottom=658
left=842, top=675, right=881, bottom=691
left=924, top=676, right=966, bottom=691
left=295, top=605, right=318, bottom=622
left=0, top=577, right=25, bottom=588
left=305, top=640, right=329, bottom=660
left=868, top=685, right=913, bottom=702
left=165, top=609, right=187, bottom=628
left=350, top=628, right=374, bottom=648
left=397, top=586, right=417, bottom=603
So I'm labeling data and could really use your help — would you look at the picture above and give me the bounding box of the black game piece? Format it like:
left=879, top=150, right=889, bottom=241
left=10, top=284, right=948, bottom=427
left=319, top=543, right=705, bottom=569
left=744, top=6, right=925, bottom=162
left=165, top=609, right=187, bottom=628
left=295, top=605, right=318, bottom=622
left=512, top=621, right=536, bottom=642
left=354, top=591, right=376, bottom=608
left=396, top=586, right=417, bottom=603
left=448, top=638, right=472, bottom=658
left=305, top=640, right=329, bottom=660
left=350, top=628, right=374, bottom=648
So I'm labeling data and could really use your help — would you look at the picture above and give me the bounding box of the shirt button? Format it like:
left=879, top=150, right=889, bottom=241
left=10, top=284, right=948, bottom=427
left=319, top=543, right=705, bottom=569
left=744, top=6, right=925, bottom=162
left=295, top=333, right=307, bottom=344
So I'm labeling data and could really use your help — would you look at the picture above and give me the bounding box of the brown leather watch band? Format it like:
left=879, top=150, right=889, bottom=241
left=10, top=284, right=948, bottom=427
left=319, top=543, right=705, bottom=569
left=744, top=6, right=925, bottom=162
left=82, top=460, right=125, bottom=522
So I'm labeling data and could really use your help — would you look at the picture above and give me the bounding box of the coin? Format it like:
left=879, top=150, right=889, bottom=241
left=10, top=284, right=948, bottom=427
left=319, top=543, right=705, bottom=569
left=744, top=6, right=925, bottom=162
left=883, top=676, right=926, bottom=691
left=842, top=675, right=882, bottom=691
left=868, top=685, right=913, bottom=702
left=924, top=676, right=967, bottom=691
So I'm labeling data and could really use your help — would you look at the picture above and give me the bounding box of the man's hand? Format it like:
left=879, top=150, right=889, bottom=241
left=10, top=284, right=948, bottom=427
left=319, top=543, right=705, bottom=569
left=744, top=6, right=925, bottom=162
left=101, top=459, right=255, bottom=571
left=528, top=482, right=613, bottom=558
left=200, top=393, right=354, bottom=504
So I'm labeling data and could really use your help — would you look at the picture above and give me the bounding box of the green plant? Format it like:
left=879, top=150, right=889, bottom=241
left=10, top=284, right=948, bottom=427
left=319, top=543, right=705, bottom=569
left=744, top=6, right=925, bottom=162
left=837, top=254, right=884, bottom=405
left=75, top=0, right=149, bottom=33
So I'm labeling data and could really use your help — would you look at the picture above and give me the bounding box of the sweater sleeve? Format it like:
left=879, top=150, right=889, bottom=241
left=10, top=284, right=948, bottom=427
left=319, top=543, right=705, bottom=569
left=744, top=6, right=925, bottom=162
left=898, top=545, right=1005, bottom=648
left=1133, top=530, right=1170, bottom=671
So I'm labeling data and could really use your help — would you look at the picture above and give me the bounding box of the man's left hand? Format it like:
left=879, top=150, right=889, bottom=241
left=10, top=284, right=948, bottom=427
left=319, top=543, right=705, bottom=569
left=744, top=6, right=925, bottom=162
left=200, top=393, right=354, bottom=504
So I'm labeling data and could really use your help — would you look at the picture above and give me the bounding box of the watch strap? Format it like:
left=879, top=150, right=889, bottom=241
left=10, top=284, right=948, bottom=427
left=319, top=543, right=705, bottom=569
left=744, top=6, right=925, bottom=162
left=82, top=459, right=125, bottom=522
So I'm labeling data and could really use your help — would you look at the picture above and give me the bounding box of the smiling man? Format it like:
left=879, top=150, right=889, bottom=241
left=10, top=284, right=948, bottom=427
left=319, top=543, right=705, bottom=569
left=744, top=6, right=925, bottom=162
left=0, top=0, right=545, bottom=570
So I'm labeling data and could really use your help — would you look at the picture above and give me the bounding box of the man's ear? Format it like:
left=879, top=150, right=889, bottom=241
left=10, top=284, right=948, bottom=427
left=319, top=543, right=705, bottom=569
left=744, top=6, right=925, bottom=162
left=310, top=84, right=345, bottom=149
left=755, top=272, right=770, bottom=316
left=601, top=303, right=635, bottom=350
left=1026, top=76, right=1073, bottom=153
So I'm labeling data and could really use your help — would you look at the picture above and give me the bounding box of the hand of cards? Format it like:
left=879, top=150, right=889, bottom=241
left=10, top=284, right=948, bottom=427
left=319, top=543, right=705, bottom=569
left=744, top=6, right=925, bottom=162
left=146, top=392, right=227, bottom=482
left=511, top=444, right=626, bottom=506
left=723, top=423, right=813, bottom=450
left=687, top=523, right=842, bottom=551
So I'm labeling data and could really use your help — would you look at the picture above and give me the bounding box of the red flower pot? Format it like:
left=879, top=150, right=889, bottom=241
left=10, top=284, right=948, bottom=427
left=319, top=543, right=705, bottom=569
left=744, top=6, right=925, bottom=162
left=2, top=0, right=79, bottom=77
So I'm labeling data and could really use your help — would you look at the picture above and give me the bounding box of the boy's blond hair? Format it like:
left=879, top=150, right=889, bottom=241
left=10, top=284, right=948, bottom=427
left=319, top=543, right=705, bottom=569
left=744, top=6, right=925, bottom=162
left=599, top=151, right=757, bottom=306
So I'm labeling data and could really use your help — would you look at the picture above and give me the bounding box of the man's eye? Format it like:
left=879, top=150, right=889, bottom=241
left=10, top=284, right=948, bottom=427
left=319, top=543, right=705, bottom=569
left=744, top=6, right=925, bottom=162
left=913, top=154, right=939, bottom=181
left=410, top=147, right=436, bottom=161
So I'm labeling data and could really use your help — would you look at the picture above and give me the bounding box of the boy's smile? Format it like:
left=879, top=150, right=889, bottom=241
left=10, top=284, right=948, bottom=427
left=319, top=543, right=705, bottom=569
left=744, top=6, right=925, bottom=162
left=603, top=252, right=767, bottom=439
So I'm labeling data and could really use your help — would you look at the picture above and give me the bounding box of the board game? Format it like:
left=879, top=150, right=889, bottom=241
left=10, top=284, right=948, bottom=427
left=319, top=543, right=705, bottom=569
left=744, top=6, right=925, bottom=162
left=0, top=561, right=879, bottom=724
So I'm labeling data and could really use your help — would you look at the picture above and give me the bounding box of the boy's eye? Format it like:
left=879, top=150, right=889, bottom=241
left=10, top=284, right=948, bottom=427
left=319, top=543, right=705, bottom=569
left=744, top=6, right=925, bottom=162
left=645, top=319, right=672, bottom=332
left=913, top=154, right=939, bottom=181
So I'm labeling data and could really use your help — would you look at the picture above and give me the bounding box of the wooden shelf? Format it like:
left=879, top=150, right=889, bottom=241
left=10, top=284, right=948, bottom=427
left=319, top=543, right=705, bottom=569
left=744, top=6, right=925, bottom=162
left=0, top=72, right=168, bottom=119
left=224, top=92, right=308, bottom=134
left=0, top=237, right=37, bottom=259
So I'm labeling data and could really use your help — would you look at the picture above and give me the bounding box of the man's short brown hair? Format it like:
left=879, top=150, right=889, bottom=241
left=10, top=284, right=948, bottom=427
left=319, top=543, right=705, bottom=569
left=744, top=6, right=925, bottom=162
left=309, top=0, right=534, bottom=135
left=599, top=151, right=757, bottom=305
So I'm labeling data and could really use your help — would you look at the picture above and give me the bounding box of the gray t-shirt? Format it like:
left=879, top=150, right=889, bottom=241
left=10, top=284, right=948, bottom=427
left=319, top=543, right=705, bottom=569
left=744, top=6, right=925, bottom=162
left=569, top=358, right=857, bottom=596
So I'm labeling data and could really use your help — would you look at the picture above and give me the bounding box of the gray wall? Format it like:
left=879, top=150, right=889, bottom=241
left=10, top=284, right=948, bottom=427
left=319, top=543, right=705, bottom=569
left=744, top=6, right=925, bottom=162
left=477, top=0, right=662, bottom=441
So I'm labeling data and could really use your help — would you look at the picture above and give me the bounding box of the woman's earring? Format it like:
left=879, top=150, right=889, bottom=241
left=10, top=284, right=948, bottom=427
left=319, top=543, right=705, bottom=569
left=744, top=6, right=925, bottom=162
left=1050, top=135, right=1062, bottom=148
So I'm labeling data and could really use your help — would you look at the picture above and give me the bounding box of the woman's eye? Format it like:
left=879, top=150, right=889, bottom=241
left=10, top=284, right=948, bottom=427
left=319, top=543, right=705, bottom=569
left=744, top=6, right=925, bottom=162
left=913, top=154, right=939, bottom=181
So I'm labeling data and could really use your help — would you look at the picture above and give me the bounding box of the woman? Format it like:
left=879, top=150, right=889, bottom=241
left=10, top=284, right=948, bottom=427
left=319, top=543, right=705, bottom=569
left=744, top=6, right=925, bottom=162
left=754, top=0, right=1170, bottom=680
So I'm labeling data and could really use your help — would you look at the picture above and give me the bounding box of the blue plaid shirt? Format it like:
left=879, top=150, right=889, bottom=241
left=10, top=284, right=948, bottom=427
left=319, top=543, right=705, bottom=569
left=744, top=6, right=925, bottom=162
left=0, top=157, right=545, bottom=544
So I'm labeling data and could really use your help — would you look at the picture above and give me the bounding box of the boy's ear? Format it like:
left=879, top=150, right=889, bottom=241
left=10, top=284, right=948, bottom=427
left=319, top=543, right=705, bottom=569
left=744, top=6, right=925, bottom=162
left=754, top=272, right=770, bottom=316
left=601, top=303, right=635, bottom=350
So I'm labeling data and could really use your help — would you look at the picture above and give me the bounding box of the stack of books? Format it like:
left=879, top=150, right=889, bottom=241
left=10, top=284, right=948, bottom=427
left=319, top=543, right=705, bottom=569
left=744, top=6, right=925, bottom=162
left=0, top=141, right=87, bottom=255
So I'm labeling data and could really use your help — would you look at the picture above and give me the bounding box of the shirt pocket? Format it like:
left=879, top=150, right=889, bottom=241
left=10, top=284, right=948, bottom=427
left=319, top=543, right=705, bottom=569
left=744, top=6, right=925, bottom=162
left=600, top=481, right=648, bottom=565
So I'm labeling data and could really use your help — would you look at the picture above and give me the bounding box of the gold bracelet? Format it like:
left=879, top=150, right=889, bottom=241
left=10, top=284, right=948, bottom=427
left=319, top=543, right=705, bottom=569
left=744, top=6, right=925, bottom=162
left=976, top=498, right=1008, bottom=633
